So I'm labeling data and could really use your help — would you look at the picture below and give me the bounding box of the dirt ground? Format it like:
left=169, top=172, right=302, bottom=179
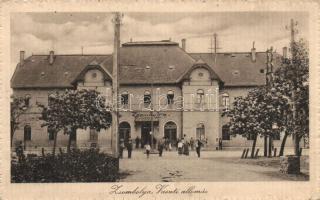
left=118, top=150, right=309, bottom=182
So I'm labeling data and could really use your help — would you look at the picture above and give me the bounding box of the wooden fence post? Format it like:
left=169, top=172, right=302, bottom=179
left=255, top=148, right=260, bottom=158
left=244, top=148, right=249, bottom=159
left=241, top=149, right=246, bottom=159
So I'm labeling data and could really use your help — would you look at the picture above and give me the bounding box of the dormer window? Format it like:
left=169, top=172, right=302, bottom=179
left=92, top=72, right=97, bottom=78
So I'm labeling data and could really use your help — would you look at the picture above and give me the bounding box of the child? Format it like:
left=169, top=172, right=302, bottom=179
left=145, top=143, right=151, bottom=158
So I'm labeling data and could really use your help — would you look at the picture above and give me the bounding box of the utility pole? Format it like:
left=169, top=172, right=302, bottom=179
left=287, top=18, right=299, bottom=156
left=266, top=47, right=274, bottom=157
left=111, top=12, right=122, bottom=157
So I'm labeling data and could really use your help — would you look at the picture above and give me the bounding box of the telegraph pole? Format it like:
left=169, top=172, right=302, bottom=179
left=288, top=18, right=299, bottom=156
left=266, top=47, right=274, bottom=157
left=111, top=12, right=122, bottom=157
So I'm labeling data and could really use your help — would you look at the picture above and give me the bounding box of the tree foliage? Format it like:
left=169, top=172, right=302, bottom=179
left=273, top=39, right=309, bottom=140
left=38, top=89, right=112, bottom=153
left=11, top=96, right=29, bottom=146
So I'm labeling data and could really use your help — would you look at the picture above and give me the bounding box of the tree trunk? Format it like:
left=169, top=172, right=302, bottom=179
left=268, top=136, right=273, bottom=157
left=10, top=124, right=14, bottom=147
left=52, top=131, right=58, bottom=156
left=279, top=131, right=288, bottom=156
left=250, top=134, right=258, bottom=158
left=67, top=132, right=72, bottom=154
left=294, top=135, right=300, bottom=156
left=264, top=136, right=268, bottom=157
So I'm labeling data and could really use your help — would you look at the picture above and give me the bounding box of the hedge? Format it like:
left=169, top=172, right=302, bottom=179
left=11, top=148, right=119, bottom=183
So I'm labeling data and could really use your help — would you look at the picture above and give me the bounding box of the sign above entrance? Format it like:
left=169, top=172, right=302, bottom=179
left=133, top=112, right=167, bottom=122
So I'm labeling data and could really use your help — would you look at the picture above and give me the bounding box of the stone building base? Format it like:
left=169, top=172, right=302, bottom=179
left=280, top=155, right=300, bottom=174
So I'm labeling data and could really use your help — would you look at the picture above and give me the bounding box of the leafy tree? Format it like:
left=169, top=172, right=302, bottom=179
left=223, top=86, right=289, bottom=158
left=11, top=96, right=29, bottom=147
left=273, top=39, right=309, bottom=156
left=38, top=89, right=112, bottom=155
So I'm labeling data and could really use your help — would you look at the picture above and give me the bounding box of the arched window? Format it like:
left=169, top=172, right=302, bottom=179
left=119, top=122, right=131, bottom=146
left=144, top=90, right=151, bottom=107
left=196, top=89, right=204, bottom=104
left=222, top=125, right=230, bottom=140
left=24, top=125, right=31, bottom=141
left=164, top=121, right=177, bottom=145
left=222, top=93, right=230, bottom=110
left=121, top=91, right=129, bottom=106
left=196, top=123, right=205, bottom=140
left=167, top=90, right=174, bottom=105
left=25, top=94, right=31, bottom=107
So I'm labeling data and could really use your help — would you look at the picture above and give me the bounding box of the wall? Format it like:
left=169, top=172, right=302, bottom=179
left=219, top=86, right=295, bottom=149
left=182, top=67, right=220, bottom=148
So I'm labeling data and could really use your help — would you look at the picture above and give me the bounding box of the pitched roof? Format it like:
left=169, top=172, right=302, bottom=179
left=118, top=44, right=196, bottom=84
left=11, top=40, right=281, bottom=89
left=11, top=55, right=110, bottom=88
left=190, top=52, right=282, bottom=86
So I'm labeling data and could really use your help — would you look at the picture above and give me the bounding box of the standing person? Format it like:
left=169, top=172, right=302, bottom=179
left=177, top=140, right=183, bottom=155
left=219, top=138, right=223, bottom=150
left=15, top=141, right=24, bottom=162
left=195, top=139, right=202, bottom=158
left=119, top=139, right=125, bottom=159
left=190, top=137, right=194, bottom=151
left=183, top=140, right=189, bottom=156
left=127, top=138, right=133, bottom=158
left=158, top=137, right=165, bottom=157
left=135, top=136, right=140, bottom=149
left=168, top=141, right=172, bottom=151
left=145, top=143, right=151, bottom=159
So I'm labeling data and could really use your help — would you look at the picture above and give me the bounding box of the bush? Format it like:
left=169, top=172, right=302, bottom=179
left=11, top=149, right=119, bottom=183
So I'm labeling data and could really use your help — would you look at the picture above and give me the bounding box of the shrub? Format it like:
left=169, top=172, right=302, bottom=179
left=11, top=149, right=119, bottom=183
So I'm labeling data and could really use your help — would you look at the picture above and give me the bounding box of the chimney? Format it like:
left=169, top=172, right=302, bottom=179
left=251, top=41, right=256, bottom=62
left=181, top=38, right=186, bottom=51
left=49, top=50, right=54, bottom=64
left=20, top=51, right=25, bottom=66
left=283, top=47, right=288, bottom=58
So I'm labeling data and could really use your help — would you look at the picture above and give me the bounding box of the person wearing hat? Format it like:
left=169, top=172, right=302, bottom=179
left=127, top=137, right=133, bottom=158
left=119, top=138, right=125, bottom=159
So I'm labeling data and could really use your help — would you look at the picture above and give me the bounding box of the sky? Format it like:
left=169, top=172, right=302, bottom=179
left=10, top=12, right=309, bottom=73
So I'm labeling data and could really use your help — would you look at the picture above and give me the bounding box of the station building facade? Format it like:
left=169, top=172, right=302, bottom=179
left=11, top=40, right=297, bottom=152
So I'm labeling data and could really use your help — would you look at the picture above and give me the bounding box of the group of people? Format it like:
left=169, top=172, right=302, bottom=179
left=119, top=135, right=205, bottom=159
left=177, top=136, right=203, bottom=157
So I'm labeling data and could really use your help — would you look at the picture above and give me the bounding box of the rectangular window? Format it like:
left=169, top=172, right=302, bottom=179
left=90, top=129, right=98, bottom=141
left=273, top=132, right=280, bottom=140
left=48, top=129, right=55, bottom=141
left=70, top=129, right=77, bottom=141
left=222, top=126, right=230, bottom=140
left=167, top=94, right=174, bottom=105
left=247, top=133, right=255, bottom=140
left=121, top=94, right=129, bottom=105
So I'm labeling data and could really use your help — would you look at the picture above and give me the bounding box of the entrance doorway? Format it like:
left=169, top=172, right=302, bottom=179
left=164, top=121, right=177, bottom=147
left=141, top=122, right=151, bottom=148
left=119, top=122, right=131, bottom=146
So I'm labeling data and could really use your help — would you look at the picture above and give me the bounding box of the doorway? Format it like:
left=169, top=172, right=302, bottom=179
left=119, top=122, right=131, bottom=146
left=164, top=121, right=177, bottom=147
left=141, top=122, right=151, bottom=147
